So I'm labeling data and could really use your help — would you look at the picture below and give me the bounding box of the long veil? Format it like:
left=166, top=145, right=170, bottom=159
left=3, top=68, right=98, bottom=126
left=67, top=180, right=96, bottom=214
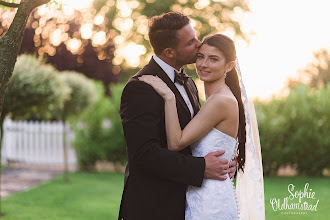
left=235, top=59, right=265, bottom=220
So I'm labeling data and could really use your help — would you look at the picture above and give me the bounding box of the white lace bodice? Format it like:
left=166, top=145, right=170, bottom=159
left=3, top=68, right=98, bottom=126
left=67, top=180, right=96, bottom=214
left=185, top=128, right=240, bottom=220
left=191, top=128, right=237, bottom=159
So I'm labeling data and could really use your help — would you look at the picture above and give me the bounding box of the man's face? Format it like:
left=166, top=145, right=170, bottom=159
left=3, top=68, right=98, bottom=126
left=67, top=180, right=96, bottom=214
left=174, top=24, right=202, bottom=66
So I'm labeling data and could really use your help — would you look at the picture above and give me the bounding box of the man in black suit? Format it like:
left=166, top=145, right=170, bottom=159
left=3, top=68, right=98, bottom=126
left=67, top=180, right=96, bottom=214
left=118, top=12, right=237, bottom=220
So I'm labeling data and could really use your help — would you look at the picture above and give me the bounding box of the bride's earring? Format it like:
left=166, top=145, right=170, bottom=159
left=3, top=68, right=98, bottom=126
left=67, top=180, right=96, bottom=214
left=224, top=70, right=228, bottom=78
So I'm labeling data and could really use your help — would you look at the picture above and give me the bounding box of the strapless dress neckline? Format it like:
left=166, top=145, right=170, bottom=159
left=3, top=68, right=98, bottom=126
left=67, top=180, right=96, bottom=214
left=210, top=127, right=238, bottom=143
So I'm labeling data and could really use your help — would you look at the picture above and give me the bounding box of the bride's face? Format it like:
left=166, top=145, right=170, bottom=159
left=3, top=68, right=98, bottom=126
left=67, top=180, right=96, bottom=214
left=196, top=44, right=228, bottom=82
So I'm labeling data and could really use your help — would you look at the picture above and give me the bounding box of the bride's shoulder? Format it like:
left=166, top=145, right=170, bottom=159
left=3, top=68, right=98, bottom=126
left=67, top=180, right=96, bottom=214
left=200, top=93, right=237, bottom=122
left=207, top=92, right=238, bottom=110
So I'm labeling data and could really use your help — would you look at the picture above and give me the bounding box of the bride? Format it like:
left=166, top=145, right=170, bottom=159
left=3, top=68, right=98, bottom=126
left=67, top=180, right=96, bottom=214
left=139, top=34, right=265, bottom=220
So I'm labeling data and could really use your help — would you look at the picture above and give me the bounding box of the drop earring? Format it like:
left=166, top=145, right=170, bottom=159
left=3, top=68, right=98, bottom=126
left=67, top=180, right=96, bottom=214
left=224, top=70, right=228, bottom=78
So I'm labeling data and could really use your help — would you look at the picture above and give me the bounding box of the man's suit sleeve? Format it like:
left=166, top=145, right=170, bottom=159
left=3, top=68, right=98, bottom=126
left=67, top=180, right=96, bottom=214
left=120, top=79, right=205, bottom=187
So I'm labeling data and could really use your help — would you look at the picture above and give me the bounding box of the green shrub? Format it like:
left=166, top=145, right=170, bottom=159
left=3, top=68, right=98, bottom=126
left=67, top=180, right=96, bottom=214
left=285, top=84, right=330, bottom=175
left=4, top=54, right=70, bottom=120
left=256, top=83, right=330, bottom=176
left=57, top=71, right=97, bottom=120
left=255, top=98, right=292, bottom=176
left=107, top=83, right=127, bottom=163
left=71, top=82, right=126, bottom=170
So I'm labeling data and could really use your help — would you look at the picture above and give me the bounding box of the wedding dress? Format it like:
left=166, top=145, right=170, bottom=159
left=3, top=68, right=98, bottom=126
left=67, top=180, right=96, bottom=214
left=185, top=59, right=265, bottom=220
left=185, top=128, right=239, bottom=220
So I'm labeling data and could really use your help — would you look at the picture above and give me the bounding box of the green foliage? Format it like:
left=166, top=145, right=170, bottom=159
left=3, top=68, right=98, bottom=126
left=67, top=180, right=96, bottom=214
left=289, top=49, right=330, bottom=89
left=256, top=83, right=330, bottom=176
left=72, top=82, right=126, bottom=170
left=57, top=71, right=98, bottom=120
left=107, top=83, right=127, bottom=163
left=3, top=54, right=70, bottom=120
left=93, top=0, right=249, bottom=69
left=255, top=98, right=291, bottom=176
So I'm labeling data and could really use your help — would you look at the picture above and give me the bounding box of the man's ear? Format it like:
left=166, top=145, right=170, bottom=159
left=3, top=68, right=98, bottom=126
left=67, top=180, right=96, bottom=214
left=163, top=48, right=176, bottom=59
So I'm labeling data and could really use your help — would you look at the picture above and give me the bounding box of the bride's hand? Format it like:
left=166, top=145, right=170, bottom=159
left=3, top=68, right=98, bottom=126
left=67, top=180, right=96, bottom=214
left=139, top=75, right=175, bottom=101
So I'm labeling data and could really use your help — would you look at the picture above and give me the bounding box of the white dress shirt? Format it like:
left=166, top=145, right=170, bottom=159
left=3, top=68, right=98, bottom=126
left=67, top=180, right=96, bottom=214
left=153, top=55, right=194, bottom=118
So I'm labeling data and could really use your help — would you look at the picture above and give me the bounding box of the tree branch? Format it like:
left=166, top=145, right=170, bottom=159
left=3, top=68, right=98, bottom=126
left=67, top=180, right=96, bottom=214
left=31, top=0, right=51, bottom=8
left=0, top=0, right=20, bottom=8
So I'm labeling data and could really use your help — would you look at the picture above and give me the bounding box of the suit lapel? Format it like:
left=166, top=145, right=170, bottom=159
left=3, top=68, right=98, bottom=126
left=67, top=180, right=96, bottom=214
left=184, top=79, right=201, bottom=117
left=147, top=59, right=191, bottom=117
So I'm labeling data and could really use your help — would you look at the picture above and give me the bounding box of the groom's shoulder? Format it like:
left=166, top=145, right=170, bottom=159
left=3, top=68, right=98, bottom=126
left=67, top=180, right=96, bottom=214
left=122, top=62, right=158, bottom=95
left=124, top=60, right=157, bottom=87
left=125, top=66, right=150, bottom=86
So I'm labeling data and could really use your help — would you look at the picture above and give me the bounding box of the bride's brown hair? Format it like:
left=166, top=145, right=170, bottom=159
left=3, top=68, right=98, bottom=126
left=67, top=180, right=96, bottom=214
left=202, top=34, right=246, bottom=171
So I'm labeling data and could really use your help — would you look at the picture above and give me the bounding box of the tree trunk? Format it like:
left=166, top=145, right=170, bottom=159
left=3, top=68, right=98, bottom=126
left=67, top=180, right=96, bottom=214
left=0, top=116, right=4, bottom=217
left=0, top=0, right=50, bottom=217
left=62, top=113, right=69, bottom=183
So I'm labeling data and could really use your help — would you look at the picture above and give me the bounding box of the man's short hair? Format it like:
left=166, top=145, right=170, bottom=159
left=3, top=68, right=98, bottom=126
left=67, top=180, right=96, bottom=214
left=148, top=12, right=190, bottom=55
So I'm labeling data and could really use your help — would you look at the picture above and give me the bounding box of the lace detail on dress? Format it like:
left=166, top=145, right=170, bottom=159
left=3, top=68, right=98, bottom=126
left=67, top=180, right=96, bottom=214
left=232, top=142, right=240, bottom=219
left=185, top=128, right=239, bottom=220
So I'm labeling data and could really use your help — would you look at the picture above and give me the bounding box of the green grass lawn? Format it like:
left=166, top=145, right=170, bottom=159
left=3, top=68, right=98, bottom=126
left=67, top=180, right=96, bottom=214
left=1, top=173, right=329, bottom=219
left=1, top=172, right=124, bottom=220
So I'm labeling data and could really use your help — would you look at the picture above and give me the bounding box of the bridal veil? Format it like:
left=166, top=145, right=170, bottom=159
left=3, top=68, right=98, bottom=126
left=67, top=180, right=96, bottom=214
left=235, top=59, right=265, bottom=220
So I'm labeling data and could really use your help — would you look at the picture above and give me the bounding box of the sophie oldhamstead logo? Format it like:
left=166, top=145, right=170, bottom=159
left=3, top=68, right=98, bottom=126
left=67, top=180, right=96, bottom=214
left=270, top=183, right=319, bottom=215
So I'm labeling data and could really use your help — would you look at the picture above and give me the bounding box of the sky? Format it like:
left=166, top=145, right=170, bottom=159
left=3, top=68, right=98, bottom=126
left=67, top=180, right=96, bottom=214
left=57, top=0, right=330, bottom=99
left=237, top=0, right=330, bottom=99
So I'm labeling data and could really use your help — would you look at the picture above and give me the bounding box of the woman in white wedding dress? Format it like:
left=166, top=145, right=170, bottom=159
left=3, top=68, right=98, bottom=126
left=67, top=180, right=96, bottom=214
left=139, top=34, right=264, bottom=220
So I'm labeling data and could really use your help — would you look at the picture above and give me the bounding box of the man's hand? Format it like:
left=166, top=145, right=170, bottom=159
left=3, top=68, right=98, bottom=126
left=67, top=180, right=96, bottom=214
left=204, top=150, right=229, bottom=181
left=228, top=158, right=238, bottom=180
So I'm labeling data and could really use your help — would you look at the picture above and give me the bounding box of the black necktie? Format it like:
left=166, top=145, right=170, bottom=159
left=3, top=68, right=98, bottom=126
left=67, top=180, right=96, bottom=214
left=174, top=69, right=189, bottom=85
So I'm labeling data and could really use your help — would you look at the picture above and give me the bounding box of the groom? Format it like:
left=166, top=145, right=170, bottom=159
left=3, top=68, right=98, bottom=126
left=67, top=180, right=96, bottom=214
left=118, top=12, right=237, bottom=220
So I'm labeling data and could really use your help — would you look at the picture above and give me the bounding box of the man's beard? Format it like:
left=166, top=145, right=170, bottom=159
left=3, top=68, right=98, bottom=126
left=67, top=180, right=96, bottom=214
left=188, top=53, right=198, bottom=64
left=176, top=52, right=198, bottom=66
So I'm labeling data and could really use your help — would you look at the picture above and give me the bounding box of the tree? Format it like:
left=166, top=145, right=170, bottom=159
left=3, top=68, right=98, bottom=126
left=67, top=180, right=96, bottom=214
left=1, top=0, right=250, bottom=86
left=92, top=0, right=250, bottom=70
left=57, top=71, right=97, bottom=181
left=3, top=54, right=70, bottom=121
left=58, top=71, right=97, bottom=122
left=288, top=49, right=330, bottom=89
left=301, top=49, right=330, bottom=88
left=0, top=0, right=51, bottom=119
left=71, top=82, right=126, bottom=171
left=3, top=55, right=97, bottom=183
left=0, top=5, right=118, bottom=95
left=2, top=54, right=70, bottom=157
left=0, top=1, right=55, bottom=215
left=255, top=83, right=330, bottom=176
left=0, top=53, right=69, bottom=217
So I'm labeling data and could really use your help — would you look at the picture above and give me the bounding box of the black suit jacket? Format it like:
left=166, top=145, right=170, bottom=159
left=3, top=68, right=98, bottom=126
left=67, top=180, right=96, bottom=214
left=118, top=58, right=205, bottom=220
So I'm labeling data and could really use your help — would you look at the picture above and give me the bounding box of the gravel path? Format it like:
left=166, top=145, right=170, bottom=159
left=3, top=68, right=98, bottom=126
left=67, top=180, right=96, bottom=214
left=1, top=164, right=75, bottom=198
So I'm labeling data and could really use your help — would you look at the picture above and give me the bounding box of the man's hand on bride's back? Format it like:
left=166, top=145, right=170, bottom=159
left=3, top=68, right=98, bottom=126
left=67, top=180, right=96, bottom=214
left=204, top=150, right=229, bottom=181
left=228, top=158, right=237, bottom=180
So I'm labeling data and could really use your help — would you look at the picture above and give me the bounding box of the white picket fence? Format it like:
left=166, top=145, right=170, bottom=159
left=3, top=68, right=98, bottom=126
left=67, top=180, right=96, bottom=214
left=1, top=117, right=77, bottom=165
